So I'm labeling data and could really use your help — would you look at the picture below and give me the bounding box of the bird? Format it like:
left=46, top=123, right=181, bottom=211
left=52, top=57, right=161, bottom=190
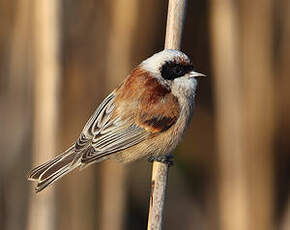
left=27, top=49, right=205, bottom=192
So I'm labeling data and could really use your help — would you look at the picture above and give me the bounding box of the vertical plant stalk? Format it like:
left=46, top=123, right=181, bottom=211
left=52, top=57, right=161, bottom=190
left=99, top=1, right=138, bottom=230
left=3, top=0, right=34, bottom=229
left=147, top=1, right=187, bottom=229
left=240, top=0, right=275, bottom=229
left=27, top=0, right=60, bottom=230
left=210, top=1, right=247, bottom=229
left=210, top=0, right=275, bottom=229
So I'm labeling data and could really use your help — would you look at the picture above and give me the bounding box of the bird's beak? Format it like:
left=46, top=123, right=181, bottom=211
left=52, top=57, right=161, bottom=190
left=188, top=71, right=206, bottom=78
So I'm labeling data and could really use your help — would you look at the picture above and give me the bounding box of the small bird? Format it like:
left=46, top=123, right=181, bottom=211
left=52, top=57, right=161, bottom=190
left=27, top=49, right=205, bottom=192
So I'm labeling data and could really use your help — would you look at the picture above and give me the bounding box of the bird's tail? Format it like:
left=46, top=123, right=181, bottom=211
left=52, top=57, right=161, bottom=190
left=27, top=146, right=80, bottom=193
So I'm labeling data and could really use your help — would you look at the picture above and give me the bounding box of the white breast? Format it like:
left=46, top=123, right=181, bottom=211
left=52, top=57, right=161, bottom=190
left=173, top=77, right=197, bottom=126
left=172, top=77, right=197, bottom=116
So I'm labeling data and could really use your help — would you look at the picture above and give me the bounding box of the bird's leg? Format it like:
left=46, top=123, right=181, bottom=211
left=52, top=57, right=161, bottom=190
left=147, top=154, right=174, bottom=166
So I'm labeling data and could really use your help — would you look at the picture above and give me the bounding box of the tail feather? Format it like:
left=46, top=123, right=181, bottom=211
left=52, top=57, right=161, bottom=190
left=27, top=146, right=80, bottom=192
left=35, top=163, right=79, bottom=193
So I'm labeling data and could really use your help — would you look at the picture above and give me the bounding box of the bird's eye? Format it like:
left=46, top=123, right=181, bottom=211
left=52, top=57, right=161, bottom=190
left=161, top=62, right=192, bottom=80
left=173, top=66, right=182, bottom=75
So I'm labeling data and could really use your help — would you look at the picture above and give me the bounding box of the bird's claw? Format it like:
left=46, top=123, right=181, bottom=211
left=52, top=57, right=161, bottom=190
left=147, top=155, right=174, bottom=166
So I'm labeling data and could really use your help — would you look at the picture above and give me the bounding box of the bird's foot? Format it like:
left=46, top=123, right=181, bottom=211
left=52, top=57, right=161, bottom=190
left=147, top=154, right=174, bottom=166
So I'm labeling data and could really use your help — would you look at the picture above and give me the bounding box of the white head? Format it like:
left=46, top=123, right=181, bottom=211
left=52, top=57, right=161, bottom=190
left=140, top=49, right=205, bottom=100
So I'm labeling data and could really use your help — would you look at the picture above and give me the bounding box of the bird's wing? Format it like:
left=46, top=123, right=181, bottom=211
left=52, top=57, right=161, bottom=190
left=75, top=68, right=180, bottom=164
left=73, top=91, right=149, bottom=164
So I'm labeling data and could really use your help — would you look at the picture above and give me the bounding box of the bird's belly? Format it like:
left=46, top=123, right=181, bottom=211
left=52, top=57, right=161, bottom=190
left=112, top=115, right=189, bottom=163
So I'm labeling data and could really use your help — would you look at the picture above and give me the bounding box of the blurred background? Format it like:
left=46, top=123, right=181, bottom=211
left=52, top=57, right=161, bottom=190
left=0, top=0, right=289, bottom=229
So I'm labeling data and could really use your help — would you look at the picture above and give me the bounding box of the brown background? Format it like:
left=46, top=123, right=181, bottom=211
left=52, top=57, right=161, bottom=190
left=0, top=0, right=289, bottom=229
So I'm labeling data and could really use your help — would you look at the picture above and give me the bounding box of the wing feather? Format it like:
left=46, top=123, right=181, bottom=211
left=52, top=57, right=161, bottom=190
left=75, top=92, right=150, bottom=164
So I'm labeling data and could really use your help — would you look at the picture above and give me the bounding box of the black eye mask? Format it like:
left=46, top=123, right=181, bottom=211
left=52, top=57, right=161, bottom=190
left=161, top=62, right=194, bottom=80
